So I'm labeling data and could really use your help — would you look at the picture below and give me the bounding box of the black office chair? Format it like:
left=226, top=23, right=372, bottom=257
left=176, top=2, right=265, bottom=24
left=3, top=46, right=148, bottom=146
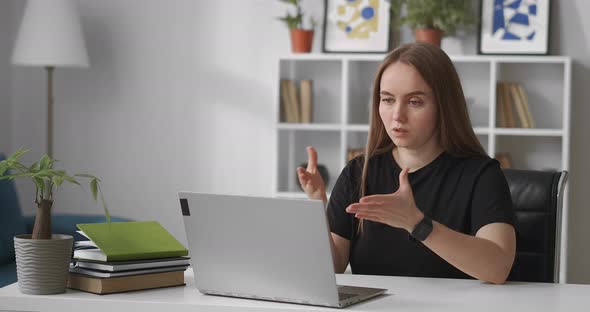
left=504, top=169, right=568, bottom=283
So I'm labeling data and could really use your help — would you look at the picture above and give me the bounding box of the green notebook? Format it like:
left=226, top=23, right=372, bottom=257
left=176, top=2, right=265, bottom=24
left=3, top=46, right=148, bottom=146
left=74, top=221, right=188, bottom=262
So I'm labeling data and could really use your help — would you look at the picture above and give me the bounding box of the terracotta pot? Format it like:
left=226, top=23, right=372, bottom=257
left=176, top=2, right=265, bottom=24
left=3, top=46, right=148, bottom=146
left=414, top=28, right=444, bottom=47
left=290, top=29, right=314, bottom=53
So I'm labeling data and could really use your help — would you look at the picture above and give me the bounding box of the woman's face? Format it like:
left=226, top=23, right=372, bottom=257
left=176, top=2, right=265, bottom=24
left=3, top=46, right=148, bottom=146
left=378, top=61, right=439, bottom=151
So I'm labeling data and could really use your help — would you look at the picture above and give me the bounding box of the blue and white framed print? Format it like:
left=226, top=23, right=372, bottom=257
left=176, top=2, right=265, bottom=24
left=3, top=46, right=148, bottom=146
left=322, top=0, right=391, bottom=53
left=478, top=0, right=550, bottom=55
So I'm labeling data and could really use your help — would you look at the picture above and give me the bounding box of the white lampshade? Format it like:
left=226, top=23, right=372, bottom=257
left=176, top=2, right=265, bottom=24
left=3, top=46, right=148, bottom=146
left=12, top=0, right=89, bottom=68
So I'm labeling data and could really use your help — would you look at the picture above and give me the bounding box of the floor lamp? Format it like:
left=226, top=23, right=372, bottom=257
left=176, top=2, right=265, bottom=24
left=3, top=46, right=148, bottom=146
left=12, top=0, right=90, bottom=158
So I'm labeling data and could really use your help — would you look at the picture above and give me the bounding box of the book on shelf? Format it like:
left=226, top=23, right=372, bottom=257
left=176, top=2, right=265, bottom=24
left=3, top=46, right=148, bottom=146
left=299, top=79, right=313, bottom=123
left=69, top=263, right=189, bottom=278
left=497, top=82, right=507, bottom=127
left=509, top=82, right=530, bottom=128
left=513, top=83, right=535, bottom=128
left=497, top=82, right=516, bottom=128
left=280, top=80, right=294, bottom=123
left=497, top=81, right=535, bottom=128
left=74, top=221, right=188, bottom=262
left=67, top=270, right=185, bottom=295
left=72, top=256, right=191, bottom=272
left=280, top=79, right=314, bottom=123
left=287, top=79, right=301, bottom=123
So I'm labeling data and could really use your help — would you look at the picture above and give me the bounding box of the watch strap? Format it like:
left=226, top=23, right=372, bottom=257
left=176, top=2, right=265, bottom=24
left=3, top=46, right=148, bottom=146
left=410, top=215, right=433, bottom=242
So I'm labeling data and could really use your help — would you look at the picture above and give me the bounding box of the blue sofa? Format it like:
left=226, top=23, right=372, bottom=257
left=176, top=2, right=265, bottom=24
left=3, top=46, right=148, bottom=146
left=0, top=154, right=128, bottom=287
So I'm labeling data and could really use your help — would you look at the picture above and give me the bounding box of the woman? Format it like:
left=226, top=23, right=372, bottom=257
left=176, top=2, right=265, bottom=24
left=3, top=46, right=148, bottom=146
left=297, top=43, right=516, bottom=284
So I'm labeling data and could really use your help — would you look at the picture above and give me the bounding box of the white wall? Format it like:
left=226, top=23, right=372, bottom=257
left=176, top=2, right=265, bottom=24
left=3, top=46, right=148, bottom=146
left=8, top=0, right=324, bottom=245
left=5, top=0, right=590, bottom=283
left=551, top=0, right=590, bottom=284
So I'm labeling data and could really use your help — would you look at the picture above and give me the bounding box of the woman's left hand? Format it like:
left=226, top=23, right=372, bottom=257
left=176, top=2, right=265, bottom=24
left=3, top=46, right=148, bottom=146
left=345, top=168, right=424, bottom=233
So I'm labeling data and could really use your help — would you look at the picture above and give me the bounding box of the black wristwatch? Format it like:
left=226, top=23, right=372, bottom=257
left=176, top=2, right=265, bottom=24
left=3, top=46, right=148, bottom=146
left=410, top=215, right=433, bottom=242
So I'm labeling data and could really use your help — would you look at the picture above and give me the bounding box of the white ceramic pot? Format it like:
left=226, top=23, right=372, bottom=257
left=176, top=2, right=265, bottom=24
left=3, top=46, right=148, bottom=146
left=14, top=234, right=73, bottom=295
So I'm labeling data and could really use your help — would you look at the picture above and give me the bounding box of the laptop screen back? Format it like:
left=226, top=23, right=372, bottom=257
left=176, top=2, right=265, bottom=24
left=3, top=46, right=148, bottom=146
left=179, top=192, right=340, bottom=305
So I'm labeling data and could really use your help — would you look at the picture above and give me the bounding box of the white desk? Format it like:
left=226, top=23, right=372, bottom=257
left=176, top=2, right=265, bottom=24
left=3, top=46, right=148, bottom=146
left=1, top=269, right=588, bottom=312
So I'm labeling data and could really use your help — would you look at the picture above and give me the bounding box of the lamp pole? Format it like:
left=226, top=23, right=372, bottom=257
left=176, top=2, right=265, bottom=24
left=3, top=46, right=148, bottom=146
left=46, top=66, right=54, bottom=158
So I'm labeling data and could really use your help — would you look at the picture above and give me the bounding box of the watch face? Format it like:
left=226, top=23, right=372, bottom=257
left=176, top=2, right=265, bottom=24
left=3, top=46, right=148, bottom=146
left=412, top=217, right=433, bottom=241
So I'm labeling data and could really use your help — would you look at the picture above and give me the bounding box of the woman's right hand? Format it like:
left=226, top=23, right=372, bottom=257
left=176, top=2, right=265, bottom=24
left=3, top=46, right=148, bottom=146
left=297, top=146, right=328, bottom=205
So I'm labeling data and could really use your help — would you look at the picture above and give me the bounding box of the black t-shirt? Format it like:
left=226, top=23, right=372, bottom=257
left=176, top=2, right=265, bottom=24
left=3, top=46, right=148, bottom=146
left=327, top=149, right=515, bottom=279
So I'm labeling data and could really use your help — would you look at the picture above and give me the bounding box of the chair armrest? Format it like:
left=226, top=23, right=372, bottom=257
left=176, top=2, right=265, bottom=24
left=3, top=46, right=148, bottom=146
left=24, top=214, right=131, bottom=241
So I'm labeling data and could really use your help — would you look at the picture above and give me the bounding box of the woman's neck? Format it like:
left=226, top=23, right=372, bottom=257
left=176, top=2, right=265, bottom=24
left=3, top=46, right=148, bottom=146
left=392, top=144, right=444, bottom=172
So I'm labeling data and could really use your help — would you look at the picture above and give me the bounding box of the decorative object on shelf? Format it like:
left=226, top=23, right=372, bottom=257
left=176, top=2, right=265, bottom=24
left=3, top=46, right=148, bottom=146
left=390, top=0, right=477, bottom=47
left=0, top=149, right=109, bottom=295
left=478, top=0, right=550, bottom=55
left=11, top=0, right=90, bottom=158
left=297, top=163, right=330, bottom=190
left=322, top=0, right=391, bottom=53
left=277, top=0, right=316, bottom=53
left=495, top=153, right=513, bottom=169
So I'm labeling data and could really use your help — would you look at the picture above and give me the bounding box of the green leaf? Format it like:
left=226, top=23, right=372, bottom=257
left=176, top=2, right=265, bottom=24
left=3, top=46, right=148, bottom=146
left=0, top=162, right=8, bottom=176
left=63, top=175, right=80, bottom=186
left=99, top=188, right=111, bottom=225
left=34, top=169, right=57, bottom=178
left=7, top=148, right=29, bottom=162
left=29, top=162, right=40, bottom=173
left=39, top=155, right=51, bottom=170
left=52, top=176, right=65, bottom=188
left=277, top=0, right=305, bottom=29
left=0, top=172, right=33, bottom=179
left=90, top=179, right=98, bottom=202
left=389, top=0, right=476, bottom=36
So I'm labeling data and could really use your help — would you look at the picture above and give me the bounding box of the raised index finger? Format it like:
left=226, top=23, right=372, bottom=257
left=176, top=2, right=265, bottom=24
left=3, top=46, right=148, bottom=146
left=306, top=146, right=318, bottom=172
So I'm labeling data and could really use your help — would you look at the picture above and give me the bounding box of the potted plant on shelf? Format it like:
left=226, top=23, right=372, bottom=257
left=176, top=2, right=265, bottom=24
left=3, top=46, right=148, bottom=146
left=390, top=0, right=477, bottom=47
left=277, top=0, right=316, bottom=53
left=0, top=148, right=109, bottom=295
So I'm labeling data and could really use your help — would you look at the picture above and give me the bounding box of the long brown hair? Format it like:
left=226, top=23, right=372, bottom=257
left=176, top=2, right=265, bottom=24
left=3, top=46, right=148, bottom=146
left=357, top=42, right=486, bottom=233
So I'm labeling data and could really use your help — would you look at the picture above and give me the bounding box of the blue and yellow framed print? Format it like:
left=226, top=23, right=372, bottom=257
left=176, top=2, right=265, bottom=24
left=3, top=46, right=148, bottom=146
left=478, top=0, right=550, bottom=55
left=322, top=0, right=391, bottom=53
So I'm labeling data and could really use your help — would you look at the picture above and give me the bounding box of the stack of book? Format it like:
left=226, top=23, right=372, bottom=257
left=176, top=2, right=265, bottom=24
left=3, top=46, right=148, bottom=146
left=280, top=79, right=313, bottom=123
left=67, top=221, right=190, bottom=294
left=496, top=81, right=536, bottom=128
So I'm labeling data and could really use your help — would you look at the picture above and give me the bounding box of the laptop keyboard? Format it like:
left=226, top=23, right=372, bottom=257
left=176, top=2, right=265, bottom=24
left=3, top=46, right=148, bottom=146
left=338, top=292, right=357, bottom=301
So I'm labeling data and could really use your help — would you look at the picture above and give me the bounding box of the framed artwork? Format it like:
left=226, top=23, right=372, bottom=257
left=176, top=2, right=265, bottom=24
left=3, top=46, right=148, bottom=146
left=478, top=0, right=551, bottom=55
left=322, top=0, right=391, bottom=53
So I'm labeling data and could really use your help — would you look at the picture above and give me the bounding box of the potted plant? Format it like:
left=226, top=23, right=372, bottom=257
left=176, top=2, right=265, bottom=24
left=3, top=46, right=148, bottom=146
left=0, top=148, right=109, bottom=294
left=277, top=0, right=316, bottom=53
left=390, top=0, right=477, bottom=47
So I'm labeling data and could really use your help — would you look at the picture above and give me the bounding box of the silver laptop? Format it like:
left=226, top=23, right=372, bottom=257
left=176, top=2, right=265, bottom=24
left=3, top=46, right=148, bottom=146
left=178, top=192, right=386, bottom=308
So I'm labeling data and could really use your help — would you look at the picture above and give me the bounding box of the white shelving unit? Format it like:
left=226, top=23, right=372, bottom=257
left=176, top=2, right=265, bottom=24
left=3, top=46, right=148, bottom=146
left=273, top=53, right=571, bottom=282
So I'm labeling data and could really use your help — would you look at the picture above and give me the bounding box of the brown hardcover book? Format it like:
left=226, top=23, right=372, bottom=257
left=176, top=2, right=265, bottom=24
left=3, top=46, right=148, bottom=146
left=509, top=82, right=530, bottom=128
left=280, top=80, right=294, bottom=122
left=496, top=82, right=507, bottom=127
left=515, top=83, right=535, bottom=128
left=300, top=79, right=313, bottom=123
left=287, top=80, right=301, bottom=123
left=67, top=270, right=185, bottom=295
left=501, top=82, right=516, bottom=128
